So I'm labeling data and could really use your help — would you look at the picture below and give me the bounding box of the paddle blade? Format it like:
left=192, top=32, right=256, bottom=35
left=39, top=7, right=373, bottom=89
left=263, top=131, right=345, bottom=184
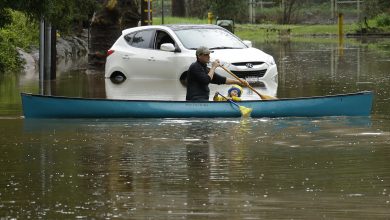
left=239, top=106, right=253, bottom=117
left=260, top=94, right=277, bottom=100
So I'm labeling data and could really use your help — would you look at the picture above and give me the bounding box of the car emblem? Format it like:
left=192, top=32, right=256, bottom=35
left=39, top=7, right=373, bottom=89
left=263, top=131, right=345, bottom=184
left=246, top=63, right=253, bottom=68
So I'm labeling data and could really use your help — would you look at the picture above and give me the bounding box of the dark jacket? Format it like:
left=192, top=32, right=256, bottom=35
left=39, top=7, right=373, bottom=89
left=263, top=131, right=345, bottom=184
left=186, top=61, right=226, bottom=101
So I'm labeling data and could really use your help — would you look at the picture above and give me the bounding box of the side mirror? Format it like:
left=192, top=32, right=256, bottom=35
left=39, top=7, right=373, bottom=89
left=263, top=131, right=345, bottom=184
left=160, top=43, right=176, bottom=52
left=243, top=40, right=252, bottom=48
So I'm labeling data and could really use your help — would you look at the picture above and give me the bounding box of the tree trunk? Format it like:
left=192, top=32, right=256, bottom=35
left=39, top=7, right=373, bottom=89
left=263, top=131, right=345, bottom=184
left=172, top=0, right=186, bottom=17
left=89, top=0, right=140, bottom=69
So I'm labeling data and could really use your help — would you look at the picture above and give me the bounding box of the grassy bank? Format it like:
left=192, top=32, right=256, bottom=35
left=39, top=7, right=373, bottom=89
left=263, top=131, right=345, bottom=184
left=153, top=16, right=390, bottom=43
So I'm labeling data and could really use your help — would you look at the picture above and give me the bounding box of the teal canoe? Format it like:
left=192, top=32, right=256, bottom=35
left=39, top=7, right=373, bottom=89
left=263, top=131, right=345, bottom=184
left=21, top=91, right=373, bottom=119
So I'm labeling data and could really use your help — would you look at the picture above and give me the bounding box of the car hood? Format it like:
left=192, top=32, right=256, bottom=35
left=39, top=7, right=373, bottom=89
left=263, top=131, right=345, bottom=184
left=210, top=47, right=273, bottom=64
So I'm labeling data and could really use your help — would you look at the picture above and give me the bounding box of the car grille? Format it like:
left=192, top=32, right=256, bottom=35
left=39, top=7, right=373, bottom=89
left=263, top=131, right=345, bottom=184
left=231, top=69, right=267, bottom=78
left=231, top=61, right=265, bottom=66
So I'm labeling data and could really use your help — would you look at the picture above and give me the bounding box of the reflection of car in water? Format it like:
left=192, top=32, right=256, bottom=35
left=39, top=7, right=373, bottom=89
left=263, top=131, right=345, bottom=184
left=105, top=78, right=277, bottom=101
left=105, top=24, right=278, bottom=83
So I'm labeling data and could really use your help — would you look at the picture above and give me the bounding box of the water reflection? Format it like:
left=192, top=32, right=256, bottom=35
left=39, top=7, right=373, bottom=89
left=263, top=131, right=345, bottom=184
left=2, top=116, right=389, bottom=218
left=105, top=77, right=277, bottom=101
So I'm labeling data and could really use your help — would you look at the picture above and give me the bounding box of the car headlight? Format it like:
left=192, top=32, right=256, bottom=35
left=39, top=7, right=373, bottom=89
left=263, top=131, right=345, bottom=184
left=269, top=56, right=276, bottom=65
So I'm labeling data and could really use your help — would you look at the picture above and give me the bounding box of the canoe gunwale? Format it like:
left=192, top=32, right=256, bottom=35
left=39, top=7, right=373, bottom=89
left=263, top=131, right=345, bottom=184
left=20, top=91, right=373, bottom=103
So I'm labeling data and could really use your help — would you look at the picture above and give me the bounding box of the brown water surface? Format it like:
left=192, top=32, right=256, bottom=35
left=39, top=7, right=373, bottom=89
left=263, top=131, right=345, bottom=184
left=0, top=39, right=389, bottom=219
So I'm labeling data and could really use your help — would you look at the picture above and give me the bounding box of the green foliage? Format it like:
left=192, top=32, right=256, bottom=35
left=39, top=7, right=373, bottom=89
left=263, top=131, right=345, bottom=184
left=363, top=0, right=390, bottom=18
left=2, top=0, right=97, bottom=34
left=0, top=10, right=38, bottom=73
left=0, top=41, right=20, bottom=73
left=375, top=13, right=390, bottom=27
left=208, top=0, right=247, bottom=22
left=0, top=8, right=12, bottom=28
left=0, top=10, right=38, bottom=49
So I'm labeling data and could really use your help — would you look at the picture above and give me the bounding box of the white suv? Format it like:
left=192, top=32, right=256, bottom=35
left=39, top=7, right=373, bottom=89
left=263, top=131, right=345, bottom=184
left=105, top=24, right=278, bottom=83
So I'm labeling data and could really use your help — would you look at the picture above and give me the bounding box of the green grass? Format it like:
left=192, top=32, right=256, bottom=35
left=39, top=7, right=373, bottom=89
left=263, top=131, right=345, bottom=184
left=234, top=23, right=359, bottom=42
left=152, top=16, right=389, bottom=43
left=151, top=16, right=360, bottom=42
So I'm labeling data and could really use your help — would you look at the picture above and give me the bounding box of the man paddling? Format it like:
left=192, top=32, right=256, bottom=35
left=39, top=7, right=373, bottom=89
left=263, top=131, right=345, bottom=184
left=186, top=46, right=249, bottom=101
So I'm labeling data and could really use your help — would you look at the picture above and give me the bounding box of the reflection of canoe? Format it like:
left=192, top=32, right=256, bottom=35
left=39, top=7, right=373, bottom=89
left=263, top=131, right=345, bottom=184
left=21, top=91, right=373, bottom=119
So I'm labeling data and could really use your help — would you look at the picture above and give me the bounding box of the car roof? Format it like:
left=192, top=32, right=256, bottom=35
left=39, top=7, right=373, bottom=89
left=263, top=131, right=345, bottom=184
left=163, top=24, right=225, bottom=31
left=122, top=24, right=225, bottom=35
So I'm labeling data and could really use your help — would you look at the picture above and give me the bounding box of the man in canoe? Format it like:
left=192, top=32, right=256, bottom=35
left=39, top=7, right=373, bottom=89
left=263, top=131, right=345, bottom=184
left=185, top=46, right=249, bottom=101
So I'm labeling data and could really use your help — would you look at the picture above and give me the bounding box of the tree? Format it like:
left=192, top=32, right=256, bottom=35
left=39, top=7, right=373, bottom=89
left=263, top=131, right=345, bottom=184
left=172, top=0, right=186, bottom=17
left=363, top=0, right=390, bottom=18
left=89, top=0, right=140, bottom=67
left=209, top=0, right=247, bottom=22
left=186, top=0, right=209, bottom=18
left=0, top=0, right=98, bottom=33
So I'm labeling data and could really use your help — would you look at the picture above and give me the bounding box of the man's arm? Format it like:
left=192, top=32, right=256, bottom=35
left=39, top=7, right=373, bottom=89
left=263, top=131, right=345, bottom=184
left=226, top=78, right=249, bottom=87
left=208, top=60, right=220, bottom=80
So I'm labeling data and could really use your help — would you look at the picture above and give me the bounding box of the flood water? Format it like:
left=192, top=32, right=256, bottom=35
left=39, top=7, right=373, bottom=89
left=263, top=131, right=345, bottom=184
left=1, top=39, right=390, bottom=219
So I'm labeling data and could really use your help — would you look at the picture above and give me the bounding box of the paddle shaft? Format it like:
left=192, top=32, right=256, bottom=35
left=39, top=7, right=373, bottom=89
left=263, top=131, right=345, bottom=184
left=216, top=92, right=240, bottom=108
left=219, top=65, right=275, bottom=100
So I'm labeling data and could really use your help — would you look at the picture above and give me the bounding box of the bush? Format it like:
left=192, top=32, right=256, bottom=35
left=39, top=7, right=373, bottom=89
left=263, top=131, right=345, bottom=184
left=0, top=10, right=38, bottom=73
left=0, top=41, right=20, bottom=73
left=375, top=13, right=390, bottom=27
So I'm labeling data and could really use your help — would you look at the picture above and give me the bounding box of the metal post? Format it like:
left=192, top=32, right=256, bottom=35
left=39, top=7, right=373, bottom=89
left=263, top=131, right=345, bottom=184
left=338, top=13, right=344, bottom=57
left=141, top=0, right=153, bottom=25
left=161, top=0, right=164, bottom=24
left=147, top=0, right=151, bottom=25
left=331, top=0, right=334, bottom=20
left=39, top=18, right=45, bottom=95
left=44, top=23, right=52, bottom=81
left=357, top=0, right=360, bottom=22
left=338, top=13, right=343, bottom=37
left=208, top=12, right=213, bottom=24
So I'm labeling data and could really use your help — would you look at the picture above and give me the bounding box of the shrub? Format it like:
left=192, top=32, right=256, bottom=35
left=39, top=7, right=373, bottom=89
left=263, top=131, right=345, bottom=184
left=0, top=42, right=20, bottom=73
left=375, top=13, right=390, bottom=27
left=0, top=10, right=38, bottom=73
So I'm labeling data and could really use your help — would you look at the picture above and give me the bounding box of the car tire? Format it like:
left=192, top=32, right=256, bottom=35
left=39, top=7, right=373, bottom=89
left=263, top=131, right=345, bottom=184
left=110, top=72, right=126, bottom=84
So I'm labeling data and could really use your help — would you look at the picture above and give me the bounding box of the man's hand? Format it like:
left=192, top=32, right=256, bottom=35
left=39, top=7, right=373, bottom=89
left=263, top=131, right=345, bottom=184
left=211, top=59, right=220, bottom=69
left=238, top=79, right=249, bottom=87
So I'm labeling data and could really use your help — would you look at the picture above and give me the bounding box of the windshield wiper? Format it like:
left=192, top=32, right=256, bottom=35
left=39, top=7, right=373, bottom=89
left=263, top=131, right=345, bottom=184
left=209, top=46, right=239, bottom=50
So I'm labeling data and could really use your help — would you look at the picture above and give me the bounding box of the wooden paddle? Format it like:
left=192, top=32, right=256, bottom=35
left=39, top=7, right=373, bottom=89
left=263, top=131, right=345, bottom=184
left=219, top=65, right=276, bottom=100
left=216, top=92, right=252, bottom=117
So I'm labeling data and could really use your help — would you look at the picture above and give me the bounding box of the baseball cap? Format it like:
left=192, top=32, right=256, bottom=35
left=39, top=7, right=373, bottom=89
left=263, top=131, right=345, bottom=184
left=196, top=46, right=213, bottom=56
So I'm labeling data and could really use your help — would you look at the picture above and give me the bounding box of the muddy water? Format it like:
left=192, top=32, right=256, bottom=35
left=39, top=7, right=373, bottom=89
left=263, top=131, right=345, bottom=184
left=0, top=39, right=389, bottom=219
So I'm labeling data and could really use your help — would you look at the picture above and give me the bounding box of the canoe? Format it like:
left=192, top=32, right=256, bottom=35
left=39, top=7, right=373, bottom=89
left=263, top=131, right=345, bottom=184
left=21, top=91, right=373, bottom=119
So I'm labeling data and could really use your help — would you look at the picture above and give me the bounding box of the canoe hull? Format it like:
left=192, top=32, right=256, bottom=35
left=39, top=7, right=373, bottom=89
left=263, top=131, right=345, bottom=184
left=21, top=92, right=373, bottom=118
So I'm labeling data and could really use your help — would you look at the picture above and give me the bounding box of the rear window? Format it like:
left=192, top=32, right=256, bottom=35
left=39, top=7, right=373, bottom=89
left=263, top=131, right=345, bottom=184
left=131, top=30, right=154, bottom=49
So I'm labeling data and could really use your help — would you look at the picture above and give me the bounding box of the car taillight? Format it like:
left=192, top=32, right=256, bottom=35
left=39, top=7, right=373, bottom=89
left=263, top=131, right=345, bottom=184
left=107, top=49, right=115, bottom=56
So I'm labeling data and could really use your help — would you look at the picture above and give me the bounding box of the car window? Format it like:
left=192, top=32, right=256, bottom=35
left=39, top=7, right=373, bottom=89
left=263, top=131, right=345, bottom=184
left=174, top=28, right=246, bottom=50
left=124, top=33, right=135, bottom=44
left=131, top=30, right=154, bottom=49
left=154, top=30, right=175, bottom=49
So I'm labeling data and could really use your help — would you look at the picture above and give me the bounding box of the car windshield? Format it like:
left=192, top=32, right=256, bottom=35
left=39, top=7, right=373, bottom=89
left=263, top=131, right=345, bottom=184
left=174, top=28, right=247, bottom=50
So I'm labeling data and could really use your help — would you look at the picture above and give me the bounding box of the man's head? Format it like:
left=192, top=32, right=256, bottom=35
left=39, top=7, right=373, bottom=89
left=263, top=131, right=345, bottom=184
left=196, top=46, right=213, bottom=64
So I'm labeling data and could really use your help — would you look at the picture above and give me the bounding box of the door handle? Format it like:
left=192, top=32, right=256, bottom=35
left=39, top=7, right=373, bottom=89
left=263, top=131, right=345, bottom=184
left=122, top=55, right=130, bottom=60
left=148, top=57, right=155, bottom=61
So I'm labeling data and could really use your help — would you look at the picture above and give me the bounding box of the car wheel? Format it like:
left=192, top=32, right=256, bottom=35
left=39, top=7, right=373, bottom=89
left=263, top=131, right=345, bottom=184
left=110, top=72, right=126, bottom=84
left=180, top=71, right=187, bottom=86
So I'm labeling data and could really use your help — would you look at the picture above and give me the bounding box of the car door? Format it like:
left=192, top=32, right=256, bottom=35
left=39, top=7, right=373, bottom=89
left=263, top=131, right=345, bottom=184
left=147, top=30, right=182, bottom=79
left=122, top=29, right=155, bottom=78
